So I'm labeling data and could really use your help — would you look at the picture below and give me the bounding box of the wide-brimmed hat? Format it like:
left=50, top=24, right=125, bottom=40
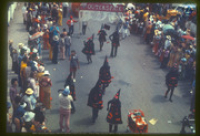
left=43, top=70, right=50, bottom=76
left=38, top=66, right=45, bottom=73
left=18, top=43, right=24, bottom=48
left=25, top=88, right=34, bottom=95
left=32, top=48, right=38, bottom=53
left=9, top=40, right=13, bottom=44
left=166, top=35, right=171, bottom=40
left=22, top=46, right=28, bottom=51
left=53, top=35, right=59, bottom=41
left=23, top=112, right=35, bottom=122
left=62, top=86, right=70, bottom=96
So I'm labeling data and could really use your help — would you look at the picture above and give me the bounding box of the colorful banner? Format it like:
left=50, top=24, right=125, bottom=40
left=80, top=3, right=124, bottom=12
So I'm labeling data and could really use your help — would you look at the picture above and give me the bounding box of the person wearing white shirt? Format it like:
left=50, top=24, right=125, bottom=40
left=59, top=86, right=73, bottom=133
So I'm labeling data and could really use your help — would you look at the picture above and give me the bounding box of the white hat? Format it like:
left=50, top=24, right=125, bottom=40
left=18, top=43, right=24, bottom=48
left=38, top=66, right=45, bottom=72
left=23, top=112, right=35, bottom=122
left=43, top=70, right=50, bottom=76
left=53, top=35, right=59, bottom=41
left=32, top=48, right=38, bottom=53
left=22, top=46, right=28, bottom=51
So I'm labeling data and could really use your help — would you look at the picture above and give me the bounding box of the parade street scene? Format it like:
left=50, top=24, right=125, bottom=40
left=7, top=2, right=197, bottom=134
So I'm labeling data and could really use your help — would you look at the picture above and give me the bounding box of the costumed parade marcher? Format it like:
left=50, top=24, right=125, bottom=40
left=98, top=26, right=107, bottom=51
left=164, top=63, right=179, bottom=102
left=99, top=56, right=112, bottom=94
left=106, top=89, right=123, bottom=133
left=82, top=34, right=95, bottom=64
left=109, top=31, right=120, bottom=57
left=87, top=79, right=103, bottom=123
left=64, top=72, right=76, bottom=113
left=66, top=15, right=78, bottom=36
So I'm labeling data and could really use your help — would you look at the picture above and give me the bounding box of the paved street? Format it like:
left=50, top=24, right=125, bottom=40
left=7, top=3, right=193, bottom=134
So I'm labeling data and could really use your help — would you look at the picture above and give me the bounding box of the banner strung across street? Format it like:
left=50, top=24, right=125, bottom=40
left=80, top=3, right=124, bottom=12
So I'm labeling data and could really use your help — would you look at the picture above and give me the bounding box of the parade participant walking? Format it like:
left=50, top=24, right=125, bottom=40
left=109, top=31, right=120, bottom=57
left=64, top=72, right=76, bottom=113
left=82, top=21, right=88, bottom=35
left=39, top=70, right=52, bottom=109
left=59, top=33, right=66, bottom=60
left=164, top=63, right=179, bottom=102
left=66, top=15, right=78, bottom=36
left=98, top=27, right=107, bottom=51
left=9, top=78, right=19, bottom=107
left=69, top=50, right=80, bottom=82
left=87, top=79, right=103, bottom=123
left=99, top=56, right=112, bottom=94
left=59, top=86, right=73, bottom=133
left=52, top=35, right=59, bottom=64
left=106, top=89, right=123, bottom=133
left=82, top=34, right=95, bottom=64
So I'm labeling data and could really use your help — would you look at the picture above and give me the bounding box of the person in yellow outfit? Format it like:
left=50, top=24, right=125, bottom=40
left=58, top=9, right=63, bottom=26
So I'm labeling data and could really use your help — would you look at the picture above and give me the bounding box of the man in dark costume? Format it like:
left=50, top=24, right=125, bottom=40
left=98, top=27, right=107, bottom=51
left=99, top=56, right=112, bottom=94
left=164, top=63, right=179, bottom=102
left=64, top=72, right=76, bottom=113
left=82, top=34, right=95, bottom=64
left=106, top=89, right=123, bottom=133
left=87, top=79, right=103, bottom=123
left=109, top=31, right=120, bottom=57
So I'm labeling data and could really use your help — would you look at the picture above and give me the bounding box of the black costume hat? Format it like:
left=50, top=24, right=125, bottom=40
left=114, top=89, right=121, bottom=99
left=103, top=55, right=109, bottom=67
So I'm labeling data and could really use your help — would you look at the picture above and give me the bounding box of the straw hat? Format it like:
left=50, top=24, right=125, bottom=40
left=53, top=35, right=59, bottom=41
left=23, top=112, right=35, bottom=122
left=18, top=43, right=24, bottom=48
left=9, top=40, right=13, bottom=44
left=166, top=35, right=171, bottom=40
left=154, top=29, right=159, bottom=35
left=43, top=70, right=50, bottom=76
left=22, top=46, right=28, bottom=51
left=32, top=48, right=38, bottom=53
left=25, top=88, right=34, bottom=95
left=38, top=66, right=45, bottom=73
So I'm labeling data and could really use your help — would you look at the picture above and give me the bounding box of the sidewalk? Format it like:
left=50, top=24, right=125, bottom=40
left=7, top=2, right=28, bottom=111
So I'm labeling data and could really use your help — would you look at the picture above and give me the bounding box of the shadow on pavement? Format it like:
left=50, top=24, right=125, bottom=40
left=151, top=94, right=168, bottom=103
left=79, top=61, right=90, bottom=66
left=73, top=116, right=94, bottom=126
